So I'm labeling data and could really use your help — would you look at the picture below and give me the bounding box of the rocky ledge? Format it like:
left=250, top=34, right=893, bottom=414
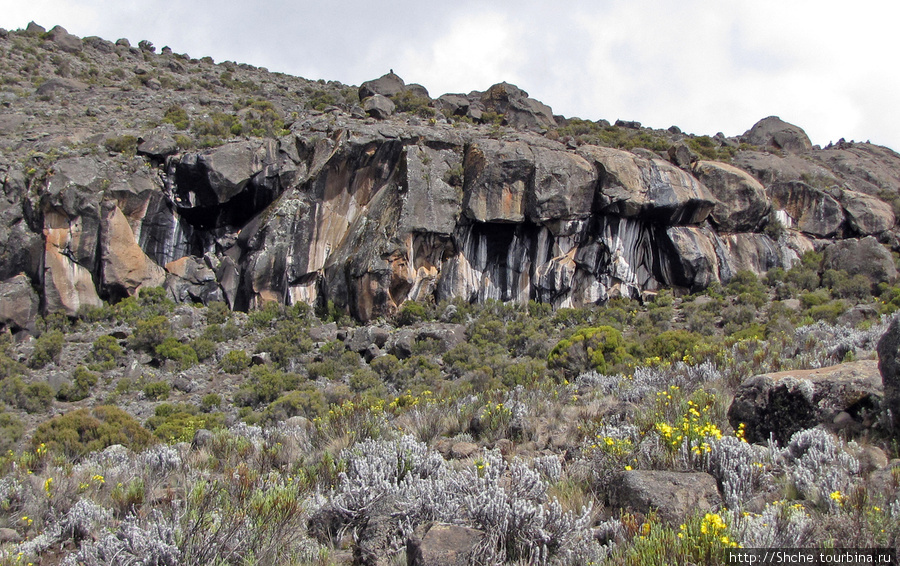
left=2, top=27, right=900, bottom=327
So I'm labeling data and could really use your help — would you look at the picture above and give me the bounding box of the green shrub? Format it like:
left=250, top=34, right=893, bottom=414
left=0, top=412, right=24, bottom=452
left=91, top=335, right=123, bottom=368
left=200, top=393, right=222, bottom=412
left=103, top=135, right=138, bottom=154
left=155, top=337, right=198, bottom=369
left=129, top=315, right=172, bottom=351
left=145, top=403, right=224, bottom=442
left=32, top=406, right=154, bottom=457
left=190, top=337, right=217, bottom=361
left=396, top=301, right=427, bottom=326
left=261, top=386, right=326, bottom=423
left=548, top=326, right=630, bottom=376
left=220, top=349, right=251, bottom=374
left=28, top=329, right=64, bottom=368
left=206, top=301, right=230, bottom=324
left=234, top=365, right=300, bottom=408
left=645, top=330, right=705, bottom=362
left=56, top=366, right=98, bottom=402
left=162, top=104, right=190, bottom=129
left=143, top=380, right=171, bottom=401
left=1, top=377, right=54, bottom=413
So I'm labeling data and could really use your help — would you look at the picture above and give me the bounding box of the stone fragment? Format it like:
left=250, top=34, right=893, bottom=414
left=0, top=274, right=38, bottom=332
left=693, top=160, right=769, bottom=232
left=608, top=470, right=721, bottom=525
left=363, top=94, right=395, bottom=120
left=743, top=116, right=812, bottom=154
left=407, top=522, right=483, bottom=566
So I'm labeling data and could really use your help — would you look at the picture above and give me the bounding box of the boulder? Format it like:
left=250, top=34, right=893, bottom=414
left=664, top=226, right=720, bottom=289
left=822, top=236, right=898, bottom=284
left=435, top=94, right=470, bottom=116
left=47, top=25, right=82, bottom=53
left=877, top=317, right=900, bottom=434
left=400, top=145, right=462, bottom=235
left=578, top=146, right=716, bottom=224
left=732, top=151, right=838, bottom=188
left=36, top=77, right=88, bottom=96
left=407, top=522, right=484, bottom=566
left=727, top=360, right=883, bottom=444
left=743, top=116, right=812, bottom=154
left=358, top=72, right=406, bottom=100
left=839, top=189, right=895, bottom=235
left=767, top=181, right=843, bottom=237
left=693, top=160, right=769, bottom=232
left=608, top=470, right=721, bottom=525
left=0, top=274, right=39, bottom=332
left=667, top=142, right=696, bottom=169
left=363, top=94, right=395, bottom=120
left=25, top=21, right=46, bottom=36
left=479, top=82, right=556, bottom=131
left=198, top=141, right=260, bottom=204
left=164, top=256, right=221, bottom=304
left=137, top=131, right=179, bottom=159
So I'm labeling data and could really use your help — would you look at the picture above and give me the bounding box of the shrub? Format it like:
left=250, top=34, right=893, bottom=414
left=103, top=135, right=138, bottom=155
left=190, top=337, right=217, bottom=361
left=143, top=381, right=171, bottom=401
left=548, top=326, right=631, bottom=376
left=155, top=337, right=198, bottom=369
left=200, top=393, right=222, bottom=411
left=145, top=403, right=224, bottom=442
left=56, top=366, right=98, bottom=402
left=91, top=335, right=123, bottom=368
left=129, top=315, right=172, bottom=351
left=396, top=301, right=427, bottom=326
left=162, top=104, right=189, bottom=129
left=206, top=301, right=230, bottom=324
left=1, top=377, right=54, bottom=413
left=29, top=329, right=64, bottom=368
left=645, top=330, right=705, bottom=362
left=0, top=411, right=24, bottom=452
left=32, top=406, right=154, bottom=456
left=220, top=349, right=251, bottom=374
left=261, top=385, right=326, bottom=422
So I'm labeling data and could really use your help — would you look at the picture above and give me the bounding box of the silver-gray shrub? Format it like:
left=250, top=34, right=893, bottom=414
left=63, top=510, right=180, bottom=566
left=729, top=502, right=814, bottom=548
left=789, top=315, right=892, bottom=368
left=779, top=427, right=859, bottom=506
left=319, top=437, right=603, bottom=565
left=577, top=360, right=722, bottom=403
left=140, top=443, right=181, bottom=475
left=701, top=436, right=771, bottom=509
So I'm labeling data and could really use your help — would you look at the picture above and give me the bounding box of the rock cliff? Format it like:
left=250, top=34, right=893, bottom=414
left=1, top=26, right=899, bottom=326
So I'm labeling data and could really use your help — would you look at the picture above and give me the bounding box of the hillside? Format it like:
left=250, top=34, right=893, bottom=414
left=0, top=22, right=900, bottom=565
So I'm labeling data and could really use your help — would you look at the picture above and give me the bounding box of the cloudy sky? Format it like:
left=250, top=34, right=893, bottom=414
left=3, top=1, right=899, bottom=150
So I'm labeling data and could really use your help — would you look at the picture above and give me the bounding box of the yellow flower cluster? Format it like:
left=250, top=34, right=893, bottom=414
left=654, top=396, right=722, bottom=461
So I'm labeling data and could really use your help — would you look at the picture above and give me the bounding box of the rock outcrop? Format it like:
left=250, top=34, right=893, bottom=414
left=2, top=27, right=900, bottom=325
left=607, top=470, right=721, bottom=525
left=727, top=360, right=883, bottom=444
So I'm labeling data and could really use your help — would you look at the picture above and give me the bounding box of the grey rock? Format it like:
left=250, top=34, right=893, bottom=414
left=693, top=160, right=769, bottom=232
left=407, top=522, right=483, bottom=566
left=355, top=514, right=402, bottom=566
left=0, top=274, right=39, bottom=332
left=743, top=116, right=812, bottom=154
left=823, top=236, right=898, bottom=284
left=25, top=22, right=46, bottom=36
left=138, top=131, right=179, bottom=159
left=191, top=429, right=214, bottom=449
left=479, top=82, right=556, bottom=131
left=36, top=78, right=88, bottom=95
left=47, top=25, right=82, bottom=53
left=767, top=181, right=844, bottom=237
left=667, top=142, right=695, bottom=169
left=839, top=189, right=895, bottom=235
left=608, top=470, right=721, bottom=525
left=363, top=94, right=395, bottom=120
left=878, top=317, right=900, bottom=434
left=0, top=527, right=22, bottom=544
left=358, top=72, right=406, bottom=100
left=435, top=94, right=470, bottom=116
left=727, top=360, right=883, bottom=444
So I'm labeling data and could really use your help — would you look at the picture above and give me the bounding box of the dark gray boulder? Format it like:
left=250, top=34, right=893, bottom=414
left=435, top=94, right=470, bottom=116
left=839, top=189, right=895, bottom=235
left=877, top=317, right=900, bottom=433
left=822, top=236, right=898, bottom=285
left=137, top=131, right=179, bottom=159
left=47, top=25, right=82, bottom=53
left=359, top=72, right=406, bottom=100
left=35, top=78, right=88, bottom=95
left=407, top=522, right=484, bottom=566
left=0, top=274, right=39, bottom=332
left=727, top=360, right=883, bottom=444
left=363, top=94, right=395, bottom=120
left=479, top=82, right=556, bottom=131
left=608, top=470, right=721, bottom=525
left=743, top=116, right=812, bottom=154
